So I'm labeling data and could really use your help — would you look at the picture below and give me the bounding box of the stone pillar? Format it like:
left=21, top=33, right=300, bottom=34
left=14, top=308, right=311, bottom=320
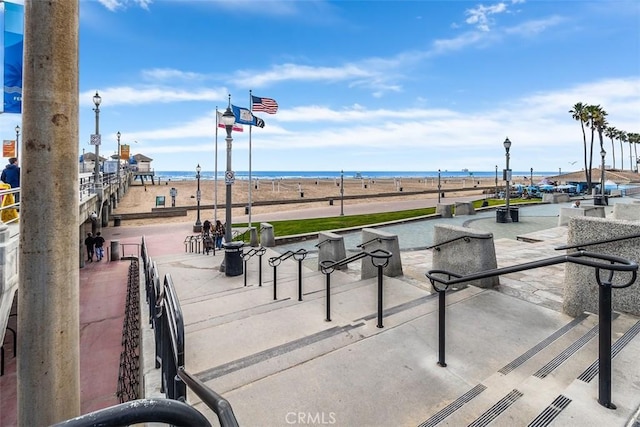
left=360, top=228, right=403, bottom=279
left=317, top=231, right=347, bottom=271
left=101, top=201, right=109, bottom=227
left=249, top=227, right=259, bottom=247
left=19, top=1, right=81, bottom=424
left=260, top=222, right=275, bottom=247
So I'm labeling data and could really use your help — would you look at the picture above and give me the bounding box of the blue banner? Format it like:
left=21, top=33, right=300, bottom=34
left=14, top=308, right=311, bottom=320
left=3, top=1, right=23, bottom=114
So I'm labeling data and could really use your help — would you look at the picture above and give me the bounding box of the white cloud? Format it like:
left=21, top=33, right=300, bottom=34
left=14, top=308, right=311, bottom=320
left=97, top=0, right=152, bottom=11
left=141, top=68, right=207, bottom=82
left=80, top=86, right=228, bottom=106
left=504, top=16, right=565, bottom=36
left=465, top=2, right=508, bottom=32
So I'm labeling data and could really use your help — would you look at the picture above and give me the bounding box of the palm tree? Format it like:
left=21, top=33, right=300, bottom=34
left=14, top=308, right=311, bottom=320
left=589, top=105, right=608, bottom=194
left=585, top=104, right=604, bottom=189
left=605, top=126, right=617, bottom=169
left=618, top=130, right=628, bottom=171
left=628, top=132, right=640, bottom=172
left=569, top=102, right=591, bottom=189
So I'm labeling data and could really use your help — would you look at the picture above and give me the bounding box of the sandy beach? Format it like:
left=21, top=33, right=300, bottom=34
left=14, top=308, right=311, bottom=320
left=113, top=175, right=546, bottom=227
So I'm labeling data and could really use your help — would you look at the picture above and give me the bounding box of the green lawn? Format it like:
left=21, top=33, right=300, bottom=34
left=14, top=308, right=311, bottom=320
left=234, top=197, right=542, bottom=240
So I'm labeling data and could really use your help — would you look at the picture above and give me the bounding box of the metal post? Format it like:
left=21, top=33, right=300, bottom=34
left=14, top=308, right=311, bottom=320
left=273, top=265, right=277, bottom=300
left=495, top=165, right=498, bottom=197
left=504, top=137, right=512, bottom=223
left=377, top=264, right=384, bottom=328
left=116, top=131, right=121, bottom=199
left=340, top=169, right=344, bottom=216
left=530, top=167, right=533, bottom=186
left=598, top=283, right=615, bottom=409
left=244, top=258, right=248, bottom=287
left=325, top=274, right=331, bottom=322
left=225, top=125, right=233, bottom=243
left=437, top=291, right=447, bottom=367
left=601, top=149, right=606, bottom=201
left=193, top=164, right=202, bottom=232
left=438, top=169, right=441, bottom=203
left=93, top=92, right=102, bottom=193
left=298, top=259, right=303, bottom=301
left=258, top=252, right=263, bottom=287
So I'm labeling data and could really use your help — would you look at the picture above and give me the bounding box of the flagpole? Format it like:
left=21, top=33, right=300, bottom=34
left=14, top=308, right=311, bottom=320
left=214, top=107, right=219, bottom=224
left=248, top=89, right=253, bottom=230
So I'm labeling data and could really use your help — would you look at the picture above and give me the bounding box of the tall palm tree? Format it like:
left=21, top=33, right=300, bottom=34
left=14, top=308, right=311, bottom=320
left=590, top=105, right=608, bottom=194
left=569, top=102, right=591, bottom=189
left=605, top=126, right=617, bottom=169
left=618, top=130, right=628, bottom=171
left=627, top=131, right=634, bottom=171
left=630, top=132, right=640, bottom=172
left=585, top=104, right=603, bottom=189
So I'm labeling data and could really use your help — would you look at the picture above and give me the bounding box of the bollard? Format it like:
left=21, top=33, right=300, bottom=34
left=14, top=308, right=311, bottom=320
left=110, top=240, right=120, bottom=261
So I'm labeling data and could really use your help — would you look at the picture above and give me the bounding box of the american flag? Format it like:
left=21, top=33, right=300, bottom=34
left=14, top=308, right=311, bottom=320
left=251, top=95, right=278, bottom=114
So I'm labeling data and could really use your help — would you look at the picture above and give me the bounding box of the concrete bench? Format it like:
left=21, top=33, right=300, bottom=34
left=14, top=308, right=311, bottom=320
left=543, top=193, right=571, bottom=203
left=260, top=223, right=275, bottom=247
left=564, top=216, right=640, bottom=317
left=360, top=228, right=402, bottom=279
left=454, top=202, right=475, bottom=216
left=431, top=224, right=498, bottom=288
left=612, top=203, right=640, bottom=221
left=558, top=206, right=605, bottom=226
left=436, top=203, right=454, bottom=218
left=317, top=231, right=347, bottom=271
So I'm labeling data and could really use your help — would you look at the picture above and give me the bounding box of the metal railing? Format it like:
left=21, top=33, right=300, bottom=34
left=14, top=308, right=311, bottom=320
left=242, top=246, right=266, bottom=287
left=555, top=232, right=640, bottom=251
left=425, top=250, right=638, bottom=409
left=425, top=233, right=493, bottom=251
left=320, top=249, right=392, bottom=327
left=116, top=258, right=141, bottom=403
left=268, top=249, right=308, bottom=301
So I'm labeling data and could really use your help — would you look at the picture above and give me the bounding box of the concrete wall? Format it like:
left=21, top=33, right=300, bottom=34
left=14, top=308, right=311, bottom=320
left=436, top=203, right=454, bottom=218
left=543, top=193, right=571, bottom=203
left=432, top=224, right=498, bottom=288
left=360, top=228, right=403, bottom=279
left=563, top=216, right=640, bottom=317
left=612, top=203, right=640, bottom=221
left=558, top=206, right=605, bottom=226
left=317, top=231, right=347, bottom=271
left=455, top=202, right=476, bottom=216
left=260, top=223, right=275, bottom=247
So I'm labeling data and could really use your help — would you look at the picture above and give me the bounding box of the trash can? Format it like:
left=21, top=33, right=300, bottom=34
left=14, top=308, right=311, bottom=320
left=244, top=206, right=250, bottom=215
left=594, top=195, right=609, bottom=206
left=509, top=207, right=519, bottom=222
left=329, top=199, right=334, bottom=206
left=496, top=208, right=508, bottom=223
left=113, top=216, right=122, bottom=227
left=223, top=241, right=244, bottom=277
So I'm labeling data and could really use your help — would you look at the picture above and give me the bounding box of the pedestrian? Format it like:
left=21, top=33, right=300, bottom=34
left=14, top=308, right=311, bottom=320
left=1, top=157, right=20, bottom=203
left=84, top=232, right=95, bottom=262
left=571, top=200, right=581, bottom=208
left=214, top=220, right=225, bottom=249
left=203, top=219, right=212, bottom=235
left=94, top=231, right=105, bottom=261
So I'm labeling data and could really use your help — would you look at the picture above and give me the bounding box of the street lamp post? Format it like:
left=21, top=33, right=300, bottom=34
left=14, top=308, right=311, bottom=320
left=340, top=169, right=344, bottom=216
left=116, top=131, right=121, bottom=198
left=92, top=92, right=102, bottom=193
left=495, top=165, right=498, bottom=197
left=600, top=148, right=607, bottom=203
left=15, top=125, right=20, bottom=158
left=437, top=169, right=441, bottom=203
left=220, top=103, right=243, bottom=276
left=193, top=164, right=202, bottom=232
left=530, top=167, right=533, bottom=186
left=504, top=137, right=512, bottom=223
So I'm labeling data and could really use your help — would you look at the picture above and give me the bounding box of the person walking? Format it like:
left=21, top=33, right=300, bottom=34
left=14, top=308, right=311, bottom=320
left=1, top=157, right=20, bottom=203
left=94, top=232, right=105, bottom=261
left=214, top=220, right=225, bottom=249
left=84, top=232, right=95, bottom=262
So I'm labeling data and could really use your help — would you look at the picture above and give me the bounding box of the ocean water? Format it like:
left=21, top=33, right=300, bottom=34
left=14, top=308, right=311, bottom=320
left=155, top=170, right=560, bottom=182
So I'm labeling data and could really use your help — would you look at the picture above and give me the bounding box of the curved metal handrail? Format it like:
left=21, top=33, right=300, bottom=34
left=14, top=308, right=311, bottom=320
left=555, top=232, right=640, bottom=251
left=320, top=249, right=392, bottom=274
left=178, top=368, right=239, bottom=427
left=242, top=246, right=266, bottom=260
left=426, top=251, right=637, bottom=292
left=357, top=236, right=395, bottom=249
left=268, top=248, right=307, bottom=267
left=425, top=233, right=493, bottom=251
left=50, top=398, right=211, bottom=427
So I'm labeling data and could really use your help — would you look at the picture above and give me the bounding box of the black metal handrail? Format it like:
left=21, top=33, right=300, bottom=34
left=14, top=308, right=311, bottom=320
left=357, top=236, right=395, bottom=249
left=425, top=250, right=638, bottom=409
left=268, top=249, right=308, bottom=301
left=50, top=398, right=212, bottom=427
left=242, top=246, right=266, bottom=287
left=425, top=233, right=493, bottom=251
left=320, top=249, right=392, bottom=327
left=315, top=235, right=343, bottom=248
left=178, top=367, right=239, bottom=427
left=555, top=232, right=640, bottom=251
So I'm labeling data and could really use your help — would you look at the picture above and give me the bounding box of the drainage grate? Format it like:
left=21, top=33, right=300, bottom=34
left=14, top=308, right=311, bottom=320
left=499, top=314, right=588, bottom=375
left=578, top=320, right=640, bottom=383
left=527, top=394, right=572, bottom=427
left=468, top=389, right=523, bottom=427
left=533, top=324, right=598, bottom=378
left=417, top=384, right=487, bottom=427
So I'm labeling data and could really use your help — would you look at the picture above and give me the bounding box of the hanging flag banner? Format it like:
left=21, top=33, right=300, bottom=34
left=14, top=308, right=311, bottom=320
left=2, top=1, right=24, bottom=114
left=216, top=111, right=244, bottom=132
left=2, top=140, right=15, bottom=157
left=120, top=144, right=130, bottom=160
left=231, top=105, right=265, bottom=128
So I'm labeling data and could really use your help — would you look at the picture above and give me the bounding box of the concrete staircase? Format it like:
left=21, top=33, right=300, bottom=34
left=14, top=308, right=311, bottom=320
left=149, top=248, right=640, bottom=427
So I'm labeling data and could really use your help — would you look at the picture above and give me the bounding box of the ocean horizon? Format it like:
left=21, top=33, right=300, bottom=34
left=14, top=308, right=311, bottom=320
left=153, top=170, right=563, bottom=182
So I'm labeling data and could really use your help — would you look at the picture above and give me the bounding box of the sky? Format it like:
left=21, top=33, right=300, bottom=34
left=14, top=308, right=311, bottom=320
left=5, top=0, right=640, bottom=173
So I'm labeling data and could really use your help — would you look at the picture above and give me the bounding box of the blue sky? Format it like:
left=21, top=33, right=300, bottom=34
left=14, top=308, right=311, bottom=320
left=7, top=0, right=640, bottom=172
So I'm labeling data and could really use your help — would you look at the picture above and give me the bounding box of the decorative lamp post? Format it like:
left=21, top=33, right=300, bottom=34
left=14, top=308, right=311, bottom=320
left=15, top=125, right=20, bottom=158
left=530, top=167, right=533, bottom=189
left=495, top=165, right=498, bottom=197
left=340, top=169, right=344, bottom=216
left=504, top=137, right=512, bottom=223
left=438, top=169, right=441, bottom=203
left=193, top=164, right=202, bottom=232
left=220, top=102, right=244, bottom=276
left=116, top=131, right=121, bottom=197
left=92, top=92, right=102, bottom=193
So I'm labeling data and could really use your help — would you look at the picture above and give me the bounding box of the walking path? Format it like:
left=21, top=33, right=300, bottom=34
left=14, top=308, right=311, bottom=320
left=2, top=194, right=639, bottom=426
